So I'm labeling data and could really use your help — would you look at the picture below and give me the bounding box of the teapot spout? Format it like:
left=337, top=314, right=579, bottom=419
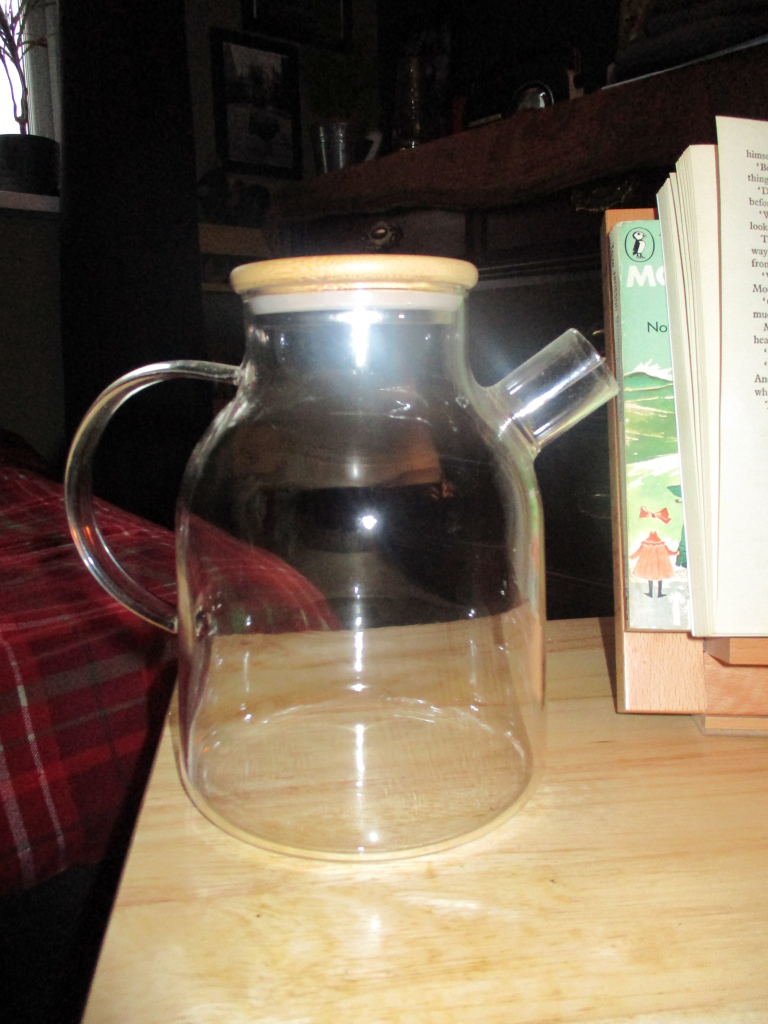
left=486, top=329, right=618, bottom=456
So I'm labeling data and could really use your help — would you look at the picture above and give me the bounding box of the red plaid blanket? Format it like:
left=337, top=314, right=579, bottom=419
left=0, top=460, right=178, bottom=895
left=0, top=441, right=339, bottom=895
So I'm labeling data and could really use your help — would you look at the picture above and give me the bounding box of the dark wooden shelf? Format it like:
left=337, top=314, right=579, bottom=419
left=273, top=42, right=768, bottom=222
left=0, top=190, right=59, bottom=214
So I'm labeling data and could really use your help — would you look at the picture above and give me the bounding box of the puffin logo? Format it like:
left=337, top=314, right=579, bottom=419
left=624, top=227, right=654, bottom=262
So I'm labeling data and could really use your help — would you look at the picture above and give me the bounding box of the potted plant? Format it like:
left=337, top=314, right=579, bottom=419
left=0, top=0, right=58, bottom=195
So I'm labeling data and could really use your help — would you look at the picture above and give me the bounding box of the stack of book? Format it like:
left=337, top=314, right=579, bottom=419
left=604, top=116, right=768, bottom=724
left=609, top=116, right=768, bottom=642
left=656, top=116, right=768, bottom=637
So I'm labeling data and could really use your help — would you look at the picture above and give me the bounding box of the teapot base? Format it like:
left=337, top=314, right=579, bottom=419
left=177, top=697, right=538, bottom=860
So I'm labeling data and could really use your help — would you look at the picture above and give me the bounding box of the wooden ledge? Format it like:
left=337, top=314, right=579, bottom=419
left=704, top=636, right=768, bottom=665
left=272, top=43, right=768, bottom=222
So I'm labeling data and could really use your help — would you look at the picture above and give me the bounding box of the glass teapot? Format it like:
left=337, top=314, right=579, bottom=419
left=65, top=254, right=617, bottom=860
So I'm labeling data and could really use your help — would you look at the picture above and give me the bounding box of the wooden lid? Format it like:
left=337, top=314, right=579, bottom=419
left=230, top=254, right=479, bottom=296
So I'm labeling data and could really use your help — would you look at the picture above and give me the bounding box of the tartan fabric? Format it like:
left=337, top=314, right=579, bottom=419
left=186, top=513, right=340, bottom=634
left=0, top=461, right=178, bottom=896
left=0, top=442, right=340, bottom=895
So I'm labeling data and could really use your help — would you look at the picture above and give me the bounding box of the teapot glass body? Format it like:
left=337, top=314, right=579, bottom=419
left=65, top=255, right=616, bottom=859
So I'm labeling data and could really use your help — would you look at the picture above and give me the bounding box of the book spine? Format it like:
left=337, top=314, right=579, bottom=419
left=609, top=220, right=689, bottom=632
left=609, top=227, right=628, bottom=623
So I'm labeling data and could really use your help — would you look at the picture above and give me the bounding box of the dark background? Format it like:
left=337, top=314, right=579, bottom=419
left=59, top=0, right=212, bottom=529
left=56, top=0, right=624, bottom=528
left=377, top=0, right=621, bottom=141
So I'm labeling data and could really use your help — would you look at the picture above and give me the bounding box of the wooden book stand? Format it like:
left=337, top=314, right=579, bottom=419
left=601, top=209, right=768, bottom=733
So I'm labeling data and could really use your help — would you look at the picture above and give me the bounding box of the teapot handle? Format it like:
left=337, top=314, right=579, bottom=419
left=64, top=360, right=241, bottom=633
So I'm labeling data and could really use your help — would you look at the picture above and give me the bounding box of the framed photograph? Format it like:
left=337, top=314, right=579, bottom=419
left=210, top=29, right=302, bottom=179
left=240, top=0, right=352, bottom=51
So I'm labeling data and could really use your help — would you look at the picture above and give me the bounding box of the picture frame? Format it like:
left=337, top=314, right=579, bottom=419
left=240, top=0, right=352, bottom=52
left=210, top=29, right=303, bottom=179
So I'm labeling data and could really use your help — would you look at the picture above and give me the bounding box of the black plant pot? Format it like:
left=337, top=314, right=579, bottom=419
left=0, top=134, right=59, bottom=196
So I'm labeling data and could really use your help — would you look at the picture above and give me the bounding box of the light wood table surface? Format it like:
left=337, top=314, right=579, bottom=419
left=83, top=617, right=768, bottom=1024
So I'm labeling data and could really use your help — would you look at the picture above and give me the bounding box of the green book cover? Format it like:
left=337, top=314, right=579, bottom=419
left=610, top=220, right=689, bottom=630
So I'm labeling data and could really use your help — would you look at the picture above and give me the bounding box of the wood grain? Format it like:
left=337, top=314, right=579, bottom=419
left=703, top=655, right=768, bottom=715
left=697, top=715, right=768, bottom=735
left=82, top=617, right=768, bottom=1024
left=272, top=44, right=768, bottom=221
left=229, top=252, right=478, bottom=295
left=704, top=637, right=768, bottom=665
left=623, top=629, right=707, bottom=713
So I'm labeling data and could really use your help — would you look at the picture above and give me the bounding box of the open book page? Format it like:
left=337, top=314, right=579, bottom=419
left=673, top=162, right=704, bottom=467
left=715, top=115, right=768, bottom=635
left=657, top=149, right=719, bottom=633
left=676, top=146, right=720, bottom=634
left=657, top=178, right=706, bottom=634
left=667, top=171, right=706, bottom=545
